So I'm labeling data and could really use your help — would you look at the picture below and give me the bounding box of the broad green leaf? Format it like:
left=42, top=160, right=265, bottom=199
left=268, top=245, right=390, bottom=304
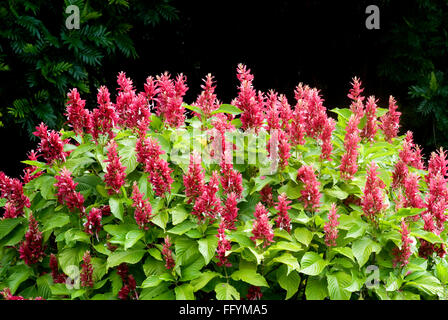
left=404, top=272, right=444, bottom=297
left=327, top=272, right=352, bottom=300
left=215, top=283, right=240, bottom=300
left=190, top=271, right=222, bottom=292
left=141, top=275, right=163, bottom=288
left=175, top=238, right=199, bottom=266
left=273, top=253, right=300, bottom=273
left=124, top=230, right=145, bottom=250
left=277, top=181, right=301, bottom=199
left=294, top=227, right=313, bottom=246
left=211, top=104, right=242, bottom=115
left=352, top=238, right=382, bottom=267
left=331, top=247, right=355, bottom=262
left=171, top=205, right=188, bottom=225
left=306, top=276, right=328, bottom=300
left=175, top=283, right=195, bottom=300
left=41, top=212, right=70, bottom=232
left=7, top=265, right=33, bottom=294
left=58, top=246, right=88, bottom=275
left=411, top=230, right=443, bottom=244
left=168, top=220, right=197, bottom=235
left=107, top=249, right=146, bottom=269
left=198, top=236, right=219, bottom=264
left=117, top=138, right=137, bottom=175
left=0, top=218, right=24, bottom=240
left=231, top=269, right=269, bottom=287
left=277, top=265, right=300, bottom=299
left=436, top=260, right=448, bottom=285
left=324, top=188, right=348, bottom=200
left=65, top=228, right=91, bottom=244
left=152, top=210, right=169, bottom=230
left=300, top=252, right=328, bottom=276
left=109, top=197, right=124, bottom=221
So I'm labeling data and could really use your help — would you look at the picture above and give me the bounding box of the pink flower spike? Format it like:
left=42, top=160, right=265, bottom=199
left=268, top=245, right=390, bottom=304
left=380, top=96, right=401, bottom=142
left=324, top=203, right=340, bottom=247
left=361, top=162, right=386, bottom=225
left=297, top=165, right=321, bottom=212
left=18, top=213, right=45, bottom=265
left=104, top=140, right=127, bottom=195
left=84, top=208, right=102, bottom=237
left=392, top=220, right=412, bottom=268
left=274, top=193, right=292, bottom=233
left=54, top=168, right=85, bottom=215
left=250, top=203, right=274, bottom=248
left=131, top=182, right=153, bottom=230
left=65, top=88, right=91, bottom=135
left=80, top=251, right=94, bottom=288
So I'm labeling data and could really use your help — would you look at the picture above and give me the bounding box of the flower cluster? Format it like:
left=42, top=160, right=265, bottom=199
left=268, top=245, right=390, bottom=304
left=192, top=172, right=222, bottom=223
left=22, top=150, right=43, bottom=184
left=80, top=251, right=94, bottom=288
left=54, top=168, right=85, bottom=215
left=161, top=236, right=175, bottom=269
left=50, top=254, right=67, bottom=284
left=361, top=162, right=386, bottom=225
left=221, top=193, right=239, bottom=230
left=18, top=214, right=45, bottom=265
left=260, top=185, right=274, bottom=208
left=91, top=86, right=119, bottom=142
left=194, top=73, right=220, bottom=119
left=324, top=204, right=340, bottom=247
left=104, top=140, right=127, bottom=195
left=183, top=153, right=205, bottom=204
left=0, top=172, right=30, bottom=219
left=33, top=123, right=69, bottom=164
left=232, top=64, right=265, bottom=132
left=84, top=208, right=102, bottom=237
left=250, top=203, right=274, bottom=248
left=66, top=88, right=91, bottom=135
left=340, top=115, right=361, bottom=179
left=216, top=220, right=232, bottom=267
left=131, top=182, right=153, bottom=230
left=392, top=220, right=412, bottom=267
left=361, top=96, right=379, bottom=141
left=1, top=288, right=43, bottom=300
left=297, top=165, right=321, bottom=211
left=274, top=193, right=292, bottom=233
left=347, top=76, right=365, bottom=103
left=220, top=160, right=243, bottom=198
left=319, top=117, right=336, bottom=161
left=117, top=263, right=137, bottom=300
left=246, top=286, right=263, bottom=300
left=380, top=96, right=401, bottom=142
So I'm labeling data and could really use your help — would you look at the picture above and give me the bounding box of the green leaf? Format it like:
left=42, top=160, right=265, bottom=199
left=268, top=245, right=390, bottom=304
left=300, top=252, right=328, bottom=276
left=175, top=283, right=195, bottom=300
left=198, top=236, right=219, bottom=265
left=352, top=238, right=382, bottom=267
left=124, top=230, right=145, bottom=250
left=294, top=227, right=313, bottom=246
left=324, top=187, right=349, bottom=200
left=7, top=265, right=33, bottom=294
left=277, top=266, right=300, bottom=299
left=331, top=247, right=355, bottom=262
left=58, top=246, right=88, bottom=275
left=211, top=104, right=242, bottom=115
left=175, top=238, right=199, bottom=266
left=231, top=269, right=269, bottom=287
left=171, top=205, right=188, bottom=225
left=215, top=282, right=240, bottom=300
left=190, top=271, right=222, bottom=292
left=410, top=230, right=443, bottom=244
left=117, top=138, right=137, bottom=175
left=390, top=208, right=425, bottom=220
left=107, top=249, right=146, bottom=269
left=404, top=273, right=444, bottom=297
left=168, top=220, right=197, bottom=235
left=141, top=275, right=163, bottom=288
left=277, top=181, right=302, bottom=199
left=273, top=253, right=300, bottom=273
left=436, top=260, right=448, bottom=285
left=109, top=197, right=124, bottom=221
left=41, top=212, right=70, bottom=232
left=183, top=104, right=204, bottom=116
left=305, top=276, right=328, bottom=300
left=65, top=228, right=91, bottom=244
left=152, top=210, right=169, bottom=230
left=327, top=272, right=352, bottom=300
left=0, top=218, right=24, bottom=240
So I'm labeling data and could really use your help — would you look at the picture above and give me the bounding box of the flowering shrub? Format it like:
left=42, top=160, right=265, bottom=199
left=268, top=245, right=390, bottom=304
left=1, top=66, right=448, bottom=300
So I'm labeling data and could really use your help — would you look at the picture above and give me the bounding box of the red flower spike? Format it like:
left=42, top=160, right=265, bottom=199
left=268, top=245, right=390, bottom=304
left=131, top=182, right=153, bottom=230
left=324, top=204, right=340, bottom=247
left=216, top=220, right=232, bottom=267
left=380, top=96, right=401, bottom=142
left=18, top=213, right=45, bottom=265
left=65, top=88, right=91, bottom=135
left=84, top=208, right=102, bottom=237
left=361, top=162, right=386, bottom=225
left=221, top=192, right=239, bottom=230
left=246, top=286, right=263, bottom=300
left=33, top=123, right=70, bottom=164
left=162, top=236, right=175, bottom=270
left=54, top=168, right=85, bottom=215
left=104, top=140, right=127, bottom=195
left=274, top=193, right=292, bottom=233
left=340, top=115, right=361, bottom=180
left=80, top=251, right=94, bottom=288
left=192, top=171, right=222, bottom=223
left=297, top=165, right=321, bottom=212
left=392, top=220, right=412, bottom=268
left=183, top=152, right=205, bottom=204
left=361, top=96, right=379, bottom=141
left=0, top=171, right=30, bottom=219
left=250, top=203, right=274, bottom=248
left=347, top=76, right=365, bottom=102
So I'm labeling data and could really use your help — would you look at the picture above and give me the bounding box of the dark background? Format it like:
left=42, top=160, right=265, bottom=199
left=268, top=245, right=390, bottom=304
left=0, top=0, right=432, bottom=177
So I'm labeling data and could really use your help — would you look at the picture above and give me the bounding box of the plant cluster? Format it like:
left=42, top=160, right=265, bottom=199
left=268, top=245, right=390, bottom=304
left=1, top=65, right=448, bottom=300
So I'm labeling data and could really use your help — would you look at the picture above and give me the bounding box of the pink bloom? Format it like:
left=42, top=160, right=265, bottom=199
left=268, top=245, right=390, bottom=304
left=265, top=90, right=281, bottom=131
left=289, top=99, right=306, bottom=146
left=320, top=117, right=336, bottom=161
left=91, top=86, right=119, bottom=142
left=18, top=213, right=45, bottom=265
left=104, top=140, right=127, bottom=195
left=380, top=96, right=401, bottom=142
left=297, top=165, right=321, bottom=211
left=33, top=123, right=69, bottom=164
left=50, top=254, right=67, bottom=284
left=162, top=236, right=175, bottom=269
left=392, top=160, right=409, bottom=189
left=426, top=148, right=448, bottom=183
left=216, top=220, right=232, bottom=267
left=361, top=96, right=378, bottom=141
left=246, top=286, right=263, bottom=300
left=131, top=182, right=153, bottom=230
left=404, top=172, right=424, bottom=209
left=418, top=240, right=446, bottom=259
left=54, top=168, right=85, bottom=215
left=392, top=220, right=412, bottom=267
left=324, top=203, right=340, bottom=247
left=267, top=129, right=291, bottom=171
left=260, top=185, right=274, bottom=207
left=192, top=172, right=222, bottom=223
left=220, top=160, right=243, bottom=198
left=148, top=158, right=173, bottom=197
left=278, top=94, right=293, bottom=130
left=349, top=100, right=364, bottom=120
left=294, top=83, right=328, bottom=139
left=124, top=92, right=152, bottom=129
left=183, top=153, right=205, bottom=204
left=0, top=172, right=30, bottom=219
left=347, top=77, right=365, bottom=102
left=22, top=150, right=43, bottom=184
left=221, top=192, right=239, bottom=230
left=361, top=162, right=386, bottom=225
left=117, top=263, right=138, bottom=300
left=423, top=173, right=448, bottom=235
left=250, top=203, right=274, bottom=248
left=194, top=73, right=220, bottom=119
left=80, top=251, right=94, bottom=288
left=274, top=193, right=292, bottom=233
left=154, top=72, right=188, bottom=128
left=340, top=115, right=361, bottom=179
left=232, top=64, right=265, bottom=132
left=392, top=132, right=425, bottom=188
left=65, top=88, right=91, bottom=135
left=143, top=76, right=160, bottom=101
left=84, top=208, right=102, bottom=237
